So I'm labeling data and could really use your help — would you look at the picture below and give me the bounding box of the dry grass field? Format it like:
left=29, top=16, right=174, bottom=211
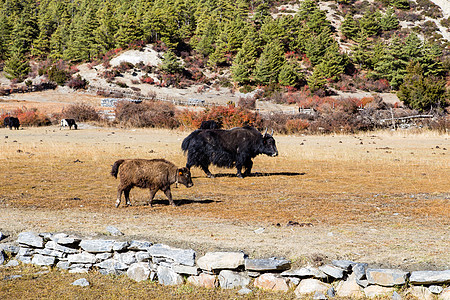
left=0, top=125, right=448, bottom=270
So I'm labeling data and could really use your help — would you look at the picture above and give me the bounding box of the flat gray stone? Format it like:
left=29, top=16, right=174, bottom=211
left=72, top=278, right=90, bottom=287
left=114, top=252, right=137, bottom=265
left=95, top=259, right=128, bottom=270
left=429, top=285, right=443, bottom=294
left=238, top=287, right=253, bottom=295
left=18, top=247, right=34, bottom=256
left=0, top=243, right=19, bottom=255
left=96, top=253, right=113, bottom=261
left=113, top=241, right=129, bottom=251
left=295, top=279, right=331, bottom=297
left=17, top=232, right=44, bottom=248
left=128, top=240, right=152, bottom=251
left=56, top=261, right=70, bottom=270
left=106, top=226, right=124, bottom=236
left=127, top=262, right=150, bottom=282
left=353, top=263, right=368, bottom=280
left=218, top=270, right=251, bottom=289
left=17, top=256, right=32, bottom=264
left=50, top=233, right=81, bottom=246
left=68, top=252, right=97, bottom=264
left=281, top=266, right=327, bottom=279
left=366, top=269, right=409, bottom=287
left=31, top=254, right=55, bottom=266
left=245, top=258, right=291, bottom=272
left=157, top=265, right=184, bottom=286
left=410, top=270, right=450, bottom=285
left=80, top=240, right=115, bottom=253
left=319, top=264, right=345, bottom=279
left=332, top=260, right=355, bottom=270
left=197, top=252, right=245, bottom=271
left=148, top=244, right=196, bottom=266
left=35, top=248, right=64, bottom=259
left=45, top=241, right=78, bottom=254
left=135, top=251, right=151, bottom=262
left=172, top=264, right=199, bottom=275
left=0, top=231, right=5, bottom=241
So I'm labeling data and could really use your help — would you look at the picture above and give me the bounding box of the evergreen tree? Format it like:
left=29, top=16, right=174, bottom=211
left=398, top=62, right=447, bottom=111
left=314, top=43, right=348, bottom=81
left=94, top=1, right=118, bottom=53
left=278, top=62, right=299, bottom=87
left=115, top=7, right=144, bottom=48
left=340, top=13, right=359, bottom=40
left=307, top=67, right=327, bottom=92
left=351, top=31, right=373, bottom=69
left=380, top=8, right=399, bottom=31
left=159, top=50, right=183, bottom=74
left=304, top=27, right=334, bottom=66
left=3, top=49, right=30, bottom=81
left=359, top=10, right=381, bottom=36
left=254, top=40, right=285, bottom=85
left=230, top=28, right=260, bottom=84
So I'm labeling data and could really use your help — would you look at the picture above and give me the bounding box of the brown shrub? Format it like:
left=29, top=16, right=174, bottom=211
left=62, top=103, right=101, bottom=121
left=238, top=96, right=256, bottom=109
left=114, top=101, right=179, bottom=129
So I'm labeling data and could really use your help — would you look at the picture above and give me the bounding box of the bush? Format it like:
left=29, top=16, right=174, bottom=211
left=115, top=101, right=179, bottom=128
left=285, top=119, right=310, bottom=134
left=47, top=65, right=69, bottom=85
left=62, top=103, right=100, bottom=121
left=238, top=96, right=256, bottom=109
left=6, top=108, right=51, bottom=127
left=67, top=75, right=88, bottom=90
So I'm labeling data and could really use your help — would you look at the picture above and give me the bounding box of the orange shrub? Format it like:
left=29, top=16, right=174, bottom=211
left=13, top=108, right=51, bottom=126
left=285, top=119, right=310, bottom=134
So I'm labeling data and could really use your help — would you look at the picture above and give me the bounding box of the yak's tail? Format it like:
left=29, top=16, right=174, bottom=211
left=111, top=159, right=125, bottom=178
left=181, top=130, right=200, bottom=153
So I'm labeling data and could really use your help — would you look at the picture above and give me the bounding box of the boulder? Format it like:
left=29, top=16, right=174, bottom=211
left=79, top=240, right=115, bottom=253
left=17, top=232, right=44, bottom=248
left=0, top=243, right=20, bottom=255
left=332, top=260, right=355, bottom=270
left=409, top=286, right=434, bottom=300
left=294, top=279, right=331, bottom=297
left=171, top=264, right=199, bottom=275
left=197, top=252, right=245, bottom=271
left=410, top=270, right=450, bottom=285
left=366, top=268, right=409, bottom=286
left=50, top=233, right=81, bottom=246
left=430, top=285, right=444, bottom=294
left=35, top=248, right=64, bottom=259
left=127, top=262, right=151, bottom=282
left=245, top=258, right=291, bottom=272
left=253, top=273, right=289, bottom=292
left=113, top=241, right=129, bottom=252
left=336, top=273, right=364, bottom=298
left=218, top=270, right=250, bottom=289
left=353, top=263, right=368, bottom=280
left=157, top=265, right=184, bottom=286
left=96, top=253, right=113, bottom=261
left=364, top=285, right=395, bottom=298
left=187, top=273, right=218, bottom=288
left=114, top=252, right=137, bottom=265
left=148, top=244, right=196, bottom=266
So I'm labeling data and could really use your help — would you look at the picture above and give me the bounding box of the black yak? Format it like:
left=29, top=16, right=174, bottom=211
left=181, top=126, right=278, bottom=178
left=60, top=119, right=78, bottom=130
left=4, top=117, right=20, bottom=130
left=111, top=159, right=193, bottom=207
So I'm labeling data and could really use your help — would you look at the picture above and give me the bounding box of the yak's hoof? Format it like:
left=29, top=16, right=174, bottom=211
left=237, top=174, right=244, bottom=178
left=207, top=173, right=215, bottom=178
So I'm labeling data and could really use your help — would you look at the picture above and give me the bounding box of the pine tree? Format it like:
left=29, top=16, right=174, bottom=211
left=230, top=28, right=260, bottom=84
left=115, top=7, right=144, bottom=48
left=4, top=49, right=30, bottom=81
left=254, top=40, right=285, bottom=85
left=379, top=8, right=399, bottom=31
left=278, top=62, right=299, bottom=87
left=95, top=1, right=118, bottom=53
left=340, top=13, right=359, bottom=40
left=159, top=50, right=183, bottom=74
left=359, top=10, right=381, bottom=37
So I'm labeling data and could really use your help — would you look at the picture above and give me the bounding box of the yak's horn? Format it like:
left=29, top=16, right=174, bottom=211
left=271, top=129, right=274, bottom=136
left=263, top=128, right=268, bottom=135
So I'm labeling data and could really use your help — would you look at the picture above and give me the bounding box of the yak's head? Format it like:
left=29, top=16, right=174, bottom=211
left=177, top=167, right=194, bottom=188
left=262, top=129, right=278, bottom=157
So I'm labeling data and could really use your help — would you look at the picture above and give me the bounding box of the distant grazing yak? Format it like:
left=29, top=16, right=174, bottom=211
left=3, top=117, right=20, bottom=130
left=199, top=120, right=222, bottom=130
left=60, top=119, right=78, bottom=130
left=181, top=126, right=278, bottom=178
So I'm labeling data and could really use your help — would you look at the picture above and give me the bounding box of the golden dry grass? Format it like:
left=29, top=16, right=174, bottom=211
left=0, top=126, right=448, bottom=299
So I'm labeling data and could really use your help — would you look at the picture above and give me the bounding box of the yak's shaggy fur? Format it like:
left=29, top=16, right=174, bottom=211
left=181, top=126, right=278, bottom=178
left=111, top=158, right=193, bottom=207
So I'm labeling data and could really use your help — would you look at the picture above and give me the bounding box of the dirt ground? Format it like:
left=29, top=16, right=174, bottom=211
left=0, top=122, right=449, bottom=271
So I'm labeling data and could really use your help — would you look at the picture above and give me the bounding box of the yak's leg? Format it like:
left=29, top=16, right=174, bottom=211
left=162, top=187, right=176, bottom=206
left=200, top=164, right=215, bottom=178
left=243, top=159, right=253, bottom=176
left=123, top=188, right=132, bottom=206
left=148, top=188, right=158, bottom=207
left=115, top=188, right=123, bottom=208
left=235, top=156, right=245, bottom=178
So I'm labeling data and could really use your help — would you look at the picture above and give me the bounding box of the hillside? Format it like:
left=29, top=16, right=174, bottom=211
left=0, top=0, right=449, bottom=128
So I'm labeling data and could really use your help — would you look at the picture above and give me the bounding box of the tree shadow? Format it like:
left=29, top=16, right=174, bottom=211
left=148, top=199, right=221, bottom=207
left=208, top=172, right=306, bottom=178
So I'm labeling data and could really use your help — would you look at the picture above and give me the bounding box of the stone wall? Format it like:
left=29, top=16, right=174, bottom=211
left=1, top=230, right=449, bottom=299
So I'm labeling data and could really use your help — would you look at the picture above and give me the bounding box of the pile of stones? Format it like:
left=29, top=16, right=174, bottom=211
left=1, top=230, right=449, bottom=299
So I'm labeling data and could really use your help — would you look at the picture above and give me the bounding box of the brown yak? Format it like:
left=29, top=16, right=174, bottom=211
left=111, top=159, right=193, bottom=208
